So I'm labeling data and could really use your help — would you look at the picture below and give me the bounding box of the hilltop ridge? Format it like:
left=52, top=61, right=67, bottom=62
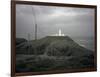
left=16, top=36, right=93, bottom=57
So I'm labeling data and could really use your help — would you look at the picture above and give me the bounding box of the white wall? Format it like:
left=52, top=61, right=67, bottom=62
left=0, top=0, right=100, bottom=77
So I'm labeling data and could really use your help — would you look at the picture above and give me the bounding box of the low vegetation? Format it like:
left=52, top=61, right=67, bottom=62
left=16, top=36, right=95, bottom=73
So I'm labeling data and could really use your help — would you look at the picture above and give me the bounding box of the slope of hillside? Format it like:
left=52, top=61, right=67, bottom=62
left=31, top=36, right=93, bottom=56
left=16, top=36, right=95, bottom=73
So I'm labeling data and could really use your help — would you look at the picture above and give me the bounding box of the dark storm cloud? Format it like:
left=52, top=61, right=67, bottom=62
left=16, top=4, right=95, bottom=40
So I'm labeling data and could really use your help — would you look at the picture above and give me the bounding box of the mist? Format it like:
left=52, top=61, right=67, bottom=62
left=16, top=4, right=95, bottom=40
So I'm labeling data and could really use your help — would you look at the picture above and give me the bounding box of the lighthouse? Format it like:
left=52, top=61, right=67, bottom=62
left=58, top=29, right=65, bottom=36
left=59, top=29, right=61, bottom=36
left=51, top=29, right=65, bottom=36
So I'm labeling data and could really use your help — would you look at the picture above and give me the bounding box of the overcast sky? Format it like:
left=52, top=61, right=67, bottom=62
left=16, top=4, right=95, bottom=40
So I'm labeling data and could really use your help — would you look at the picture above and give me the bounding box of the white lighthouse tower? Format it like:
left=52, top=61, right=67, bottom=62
left=59, top=29, right=61, bottom=36
left=58, top=29, right=65, bottom=36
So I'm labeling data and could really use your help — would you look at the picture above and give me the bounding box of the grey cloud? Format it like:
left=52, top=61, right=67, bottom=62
left=16, top=4, right=95, bottom=40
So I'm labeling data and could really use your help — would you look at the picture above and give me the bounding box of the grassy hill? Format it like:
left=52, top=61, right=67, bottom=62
left=30, top=36, right=93, bottom=56
left=16, top=36, right=95, bottom=73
